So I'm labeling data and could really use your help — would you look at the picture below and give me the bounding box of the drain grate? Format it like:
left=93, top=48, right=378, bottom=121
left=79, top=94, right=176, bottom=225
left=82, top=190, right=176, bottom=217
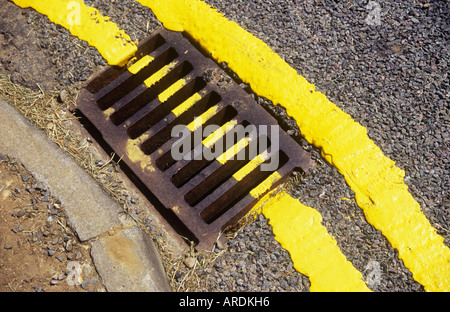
left=77, top=28, right=310, bottom=250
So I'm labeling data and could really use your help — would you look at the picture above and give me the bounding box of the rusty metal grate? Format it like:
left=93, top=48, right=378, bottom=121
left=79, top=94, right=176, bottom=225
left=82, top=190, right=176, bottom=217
left=77, top=28, right=310, bottom=250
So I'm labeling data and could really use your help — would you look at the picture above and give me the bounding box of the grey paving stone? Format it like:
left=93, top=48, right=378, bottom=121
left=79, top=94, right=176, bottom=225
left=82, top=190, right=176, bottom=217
left=91, top=225, right=171, bottom=292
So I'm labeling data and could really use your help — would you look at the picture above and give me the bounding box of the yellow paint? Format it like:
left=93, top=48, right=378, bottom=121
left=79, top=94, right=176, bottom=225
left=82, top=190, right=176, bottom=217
left=186, top=105, right=219, bottom=132
left=249, top=188, right=277, bottom=216
left=143, top=61, right=179, bottom=88
left=137, top=0, right=450, bottom=291
left=12, top=0, right=136, bottom=66
left=103, top=107, right=115, bottom=119
left=158, top=78, right=187, bottom=103
left=216, top=137, right=250, bottom=165
left=232, top=152, right=269, bottom=182
left=264, top=193, right=371, bottom=292
left=172, top=92, right=203, bottom=117
left=249, top=171, right=282, bottom=198
left=128, top=55, right=154, bottom=74
left=202, top=120, right=238, bottom=149
left=125, top=134, right=155, bottom=172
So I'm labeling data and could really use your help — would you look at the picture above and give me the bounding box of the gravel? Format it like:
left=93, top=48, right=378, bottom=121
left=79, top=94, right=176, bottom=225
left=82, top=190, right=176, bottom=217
left=8, top=0, right=449, bottom=292
left=202, top=0, right=448, bottom=292
left=19, top=0, right=160, bottom=87
left=0, top=155, right=105, bottom=292
left=197, top=214, right=311, bottom=291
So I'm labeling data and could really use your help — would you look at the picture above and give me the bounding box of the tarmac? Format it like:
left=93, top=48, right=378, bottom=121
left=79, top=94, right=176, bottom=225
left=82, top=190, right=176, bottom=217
left=0, top=96, right=171, bottom=292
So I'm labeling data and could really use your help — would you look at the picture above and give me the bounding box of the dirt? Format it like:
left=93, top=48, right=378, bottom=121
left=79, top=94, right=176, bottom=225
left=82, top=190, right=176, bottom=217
left=0, top=0, right=57, bottom=92
left=0, top=155, right=105, bottom=292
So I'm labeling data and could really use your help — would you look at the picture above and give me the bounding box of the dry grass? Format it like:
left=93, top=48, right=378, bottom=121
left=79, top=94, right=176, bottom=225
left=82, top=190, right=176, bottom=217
left=0, top=72, right=192, bottom=290
left=0, top=72, right=283, bottom=291
left=0, top=73, right=124, bottom=201
left=0, top=73, right=79, bottom=159
left=0, top=71, right=263, bottom=292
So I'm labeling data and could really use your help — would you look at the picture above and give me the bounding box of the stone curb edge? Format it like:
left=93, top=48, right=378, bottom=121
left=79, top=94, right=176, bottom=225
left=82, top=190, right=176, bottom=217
left=0, top=97, right=171, bottom=292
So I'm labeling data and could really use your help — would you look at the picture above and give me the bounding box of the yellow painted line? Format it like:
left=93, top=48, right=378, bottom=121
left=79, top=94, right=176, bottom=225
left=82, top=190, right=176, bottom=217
left=249, top=171, right=282, bottom=199
left=186, top=105, right=219, bottom=132
left=128, top=55, right=154, bottom=74
left=143, top=61, right=179, bottom=88
left=216, top=137, right=250, bottom=165
left=158, top=78, right=187, bottom=103
left=12, top=0, right=137, bottom=66
left=14, top=0, right=448, bottom=292
left=202, top=120, right=238, bottom=149
left=263, top=192, right=371, bottom=292
left=172, top=93, right=202, bottom=117
left=232, top=152, right=269, bottom=182
left=136, top=0, right=450, bottom=291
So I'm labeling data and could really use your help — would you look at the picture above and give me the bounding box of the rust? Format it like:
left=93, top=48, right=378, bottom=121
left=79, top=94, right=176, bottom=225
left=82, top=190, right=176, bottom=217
left=77, top=28, right=310, bottom=250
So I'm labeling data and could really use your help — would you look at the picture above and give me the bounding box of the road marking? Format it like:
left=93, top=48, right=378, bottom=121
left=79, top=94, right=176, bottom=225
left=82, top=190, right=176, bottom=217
left=263, top=192, right=371, bottom=292
left=12, top=0, right=137, bottom=66
left=172, top=92, right=203, bottom=117
left=158, top=78, right=188, bottom=103
left=128, top=55, right=154, bottom=74
left=249, top=172, right=281, bottom=199
left=135, top=0, right=450, bottom=291
left=12, top=0, right=449, bottom=291
left=232, top=152, right=269, bottom=182
left=186, top=105, right=219, bottom=132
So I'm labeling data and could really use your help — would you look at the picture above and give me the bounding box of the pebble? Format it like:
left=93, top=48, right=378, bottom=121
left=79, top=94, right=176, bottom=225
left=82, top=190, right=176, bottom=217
left=12, top=210, right=26, bottom=218
left=65, top=239, right=73, bottom=251
left=12, top=225, right=24, bottom=233
left=35, top=182, right=44, bottom=191
left=21, top=174, right=30, bottom=182
left=184, top=257, right=196, bottom=269
left=20, top=0, right=448, bottom=293
left=67, top=252, right=76, bottom=260
left=58, top=89, right=68, bottom=103
left=0, top=157, right=103, bottom=292
left=130, top=195, right=139, bottom=204
left=202, top=0, right=448, bottom=292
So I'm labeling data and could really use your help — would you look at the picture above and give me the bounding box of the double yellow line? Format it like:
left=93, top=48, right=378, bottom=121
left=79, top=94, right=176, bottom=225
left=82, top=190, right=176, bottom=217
left=11, top=0, right=449, bottom=292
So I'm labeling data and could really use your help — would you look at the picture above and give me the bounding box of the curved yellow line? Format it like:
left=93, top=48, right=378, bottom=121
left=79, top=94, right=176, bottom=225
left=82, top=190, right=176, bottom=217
left=263, top=193, right=371, bottom=292
left=12, top=0, right=449, bottom=291
left=135, top=0, right=450, bottom=291
left=12, top=0, right=137, bottom=66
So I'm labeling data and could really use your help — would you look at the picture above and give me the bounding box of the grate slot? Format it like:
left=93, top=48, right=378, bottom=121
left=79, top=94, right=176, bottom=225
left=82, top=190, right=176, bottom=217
left=168, top=119, right=251, bottom=188
left=140, top=92, right=223, bottom=155
left=184, top=134, right=270, bottom=207
left=96, top=47, right=178, bottom=110
left=110, top=61, right=194, bottom=125
left=155, top=105, right=239, bottom=171
left=126, top=77, right=207, bottom=140
left=200, top=150, right=289, bottom=224
left=134, top=33, right=167, bottom=60
left=86, top=34, right=166, bottom=94
left=77, top=28, right=311, bottom=250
